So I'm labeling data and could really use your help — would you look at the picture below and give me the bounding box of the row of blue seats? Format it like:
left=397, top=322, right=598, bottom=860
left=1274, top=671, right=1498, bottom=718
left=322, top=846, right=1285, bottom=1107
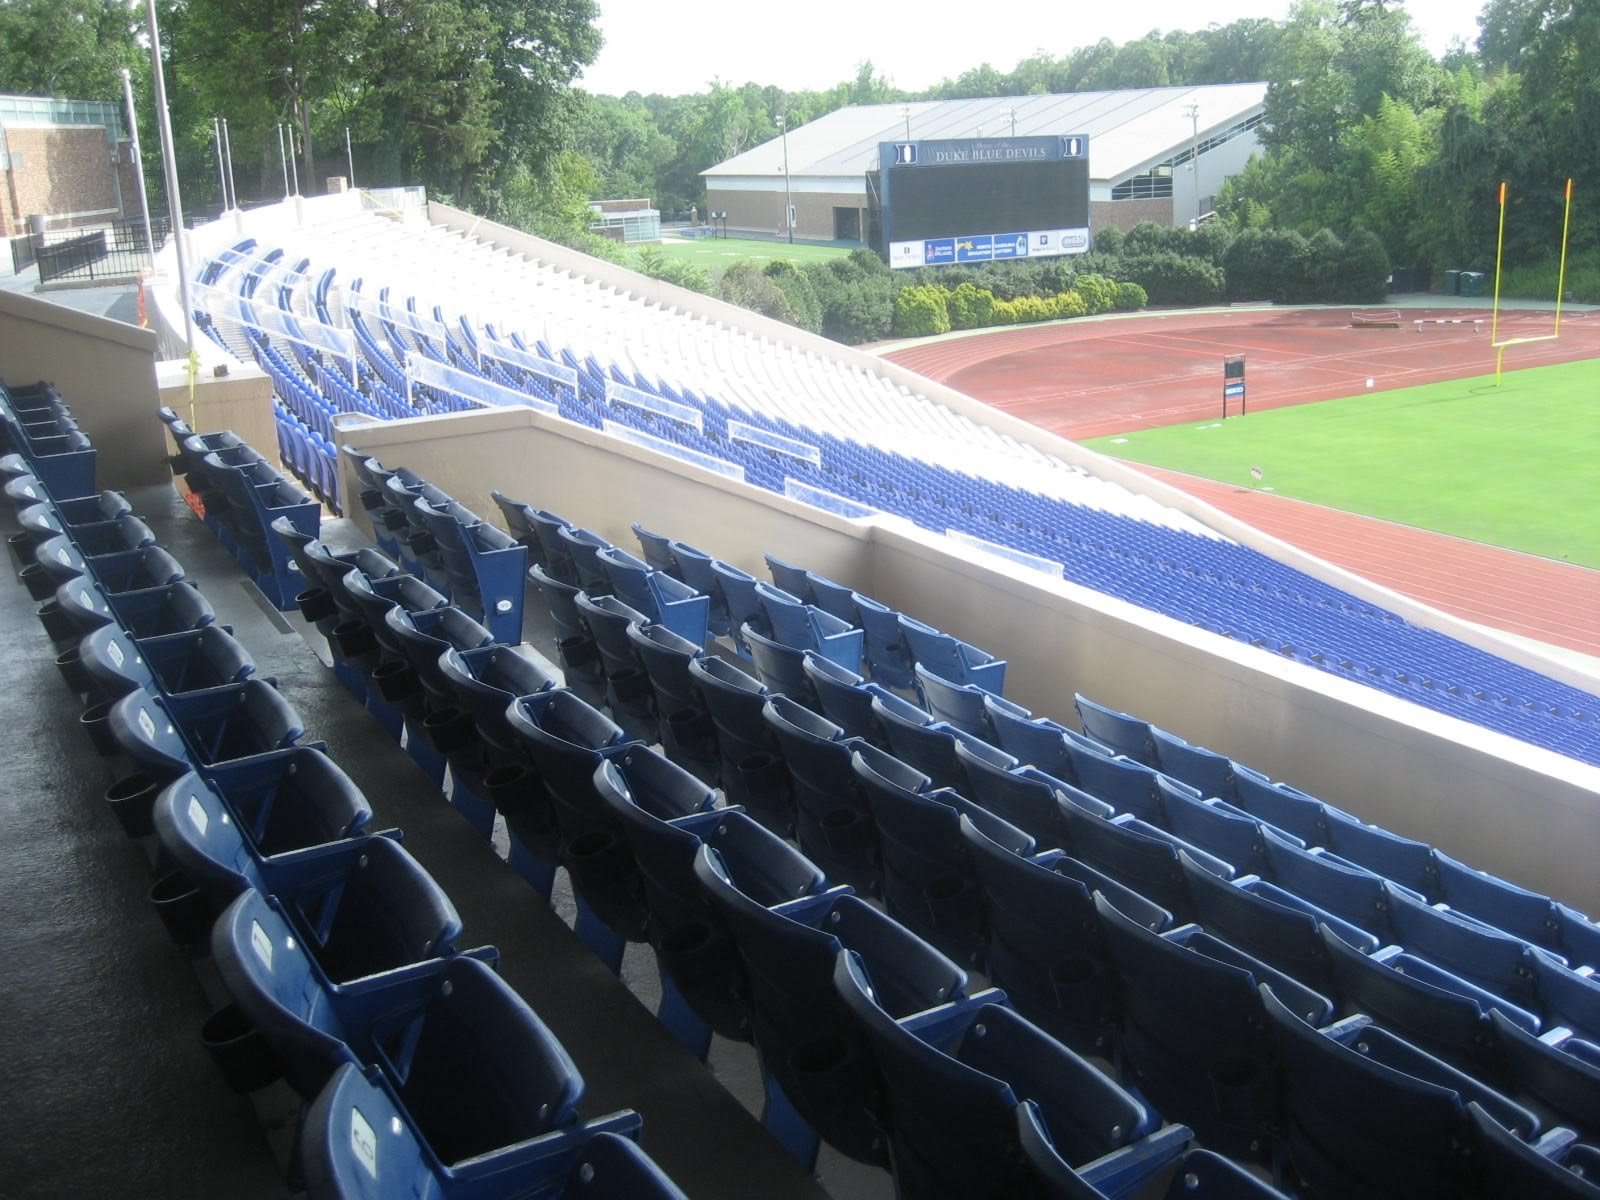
left=193, top=247, right=1596, bottom=760
left=272, top=466, right=1295, bottom=1200
left=325, top=457, right=1599, bottom=1196
left=0, top=409, right=691, bottom=1200
left=156, top=409, right=319, bottom=609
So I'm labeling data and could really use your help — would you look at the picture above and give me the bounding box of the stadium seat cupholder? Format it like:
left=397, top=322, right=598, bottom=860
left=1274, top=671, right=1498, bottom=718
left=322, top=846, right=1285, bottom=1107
left=80, top=698, right=121, bottom=757
left=330, top=618, right=376, bottom=659
left=55, top=645, right=92, bottom=695
left=737, top=751, right=789, bottom=803
left=608, top=665, right=653, bottom=706
left=200, top=1002, right=283, bottom=1093
left=296, top=586, right=336, bottom=624
left=371, top=659, right=419, bottom=703
left=557, top=634, right=600, bottom=670
left=484, top=763, right=535, bottom=813
left=1208, top=1054, right=1273, bottom=1127
left=422, top=705, right=476, bottom=754
left=359, top=488, right=383, bottom=512
left=148, top=869, right=217, bottom=948
left=7, top=530, right=36, bottom=571
left=106, top=773, right=161, bottom=839
left=665, top=705, right=715, bottom=749
left=565, top=827, right=646, bottom=936
left=37, top=598, right=80, bottom=643
left=379, top=508, right=409, bottom=531
left=19, top=560, right=56, bottom=601
left=790, top=1032, right=854, bottom=1077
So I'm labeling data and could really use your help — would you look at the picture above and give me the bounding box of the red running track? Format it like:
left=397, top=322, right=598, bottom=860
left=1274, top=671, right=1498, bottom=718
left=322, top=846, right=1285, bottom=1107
left=884, top=307, right=1600, bottom=661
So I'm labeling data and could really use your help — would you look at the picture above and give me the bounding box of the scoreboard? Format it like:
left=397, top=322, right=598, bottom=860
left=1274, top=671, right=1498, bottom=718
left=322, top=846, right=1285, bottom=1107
left=876, top=135, right=1091, bottom=269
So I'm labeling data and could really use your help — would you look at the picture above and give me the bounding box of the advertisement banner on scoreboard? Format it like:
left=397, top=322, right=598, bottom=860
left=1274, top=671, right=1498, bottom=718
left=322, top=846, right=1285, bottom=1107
left=888, top=226, right=1090, bottom=269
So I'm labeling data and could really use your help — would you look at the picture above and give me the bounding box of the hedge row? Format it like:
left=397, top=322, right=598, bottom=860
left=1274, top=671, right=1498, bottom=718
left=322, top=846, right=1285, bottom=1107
left=638, top=221, right=1391, bottom=346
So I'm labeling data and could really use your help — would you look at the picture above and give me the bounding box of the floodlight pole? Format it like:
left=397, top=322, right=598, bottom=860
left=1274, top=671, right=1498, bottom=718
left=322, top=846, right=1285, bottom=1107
left=1008, top=108, right=1017, bottom=136
left=902, top=105, right=911, bottom=140
left=277, top=123, right=290, bottom=198
left=211, top=117, right=228, bottom=212
left=345, top=125, right=355, bottom=189
left=221, top=117, right=237, bottom=210
left=1182, top=102, right=1201, bottom=227
left=778, top=113, right=793, bottom=244
left=120, top=68, right=156, bottom=261
left=288, top=123, right=300, bottom=195
left=142, top=0, right=195, bottom=358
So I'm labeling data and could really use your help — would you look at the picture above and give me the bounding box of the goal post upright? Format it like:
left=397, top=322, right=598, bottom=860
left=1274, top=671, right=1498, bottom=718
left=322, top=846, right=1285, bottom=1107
left=1555, top=177, right=1574, bottom=337
left=1492, top=181, right=1508, bottom=383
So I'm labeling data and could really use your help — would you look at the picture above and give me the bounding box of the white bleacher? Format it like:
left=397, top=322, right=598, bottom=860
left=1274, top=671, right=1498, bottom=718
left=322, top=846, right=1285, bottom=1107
left=193, top=209, right=1222, bottom=540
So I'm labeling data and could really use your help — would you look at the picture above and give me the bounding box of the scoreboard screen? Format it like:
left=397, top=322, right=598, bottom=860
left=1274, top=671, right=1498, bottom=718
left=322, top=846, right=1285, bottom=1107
left=877, top=135, right=1091, bottom=269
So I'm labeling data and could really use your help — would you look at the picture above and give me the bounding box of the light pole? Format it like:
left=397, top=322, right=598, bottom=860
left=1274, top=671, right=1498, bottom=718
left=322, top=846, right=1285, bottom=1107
left=142, top=0, right=195, bottom=358
left=778, top=113, right=793, bottom=244
left=1007, top=107, right=1017, bottom=136
left=1182, top=101, right=1201, bottom=227
left=276, top=123, right=290, bottom=198
left=120, top=68, right=155, bottom=261
left=902, top=104, right=911, bottom=140
left=288, top=122, right=300, bottom=195
left=345, top=125, right=355, bottom=189
left=221, top=116, right=237, bottom=209
left=211, top=117, right=228, bottom=211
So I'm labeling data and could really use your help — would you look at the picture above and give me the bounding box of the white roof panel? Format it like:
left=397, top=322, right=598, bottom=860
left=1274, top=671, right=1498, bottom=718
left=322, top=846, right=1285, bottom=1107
left=703, top=83, right=1267, bottom=184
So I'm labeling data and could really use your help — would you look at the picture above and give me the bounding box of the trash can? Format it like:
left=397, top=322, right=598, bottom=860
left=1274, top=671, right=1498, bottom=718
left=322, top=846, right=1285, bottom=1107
left=1444, top=269, right=1461, bottom=295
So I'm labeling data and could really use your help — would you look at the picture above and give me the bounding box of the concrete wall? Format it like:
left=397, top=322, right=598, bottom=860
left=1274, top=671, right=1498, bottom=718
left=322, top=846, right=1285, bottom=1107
left=704, top=186, right=866, bottom=241
left=335, top=400, right=1600, bottom=913
left=0, top=288, right=166, bottom=487
left=155, top=358, right=276, bottom=456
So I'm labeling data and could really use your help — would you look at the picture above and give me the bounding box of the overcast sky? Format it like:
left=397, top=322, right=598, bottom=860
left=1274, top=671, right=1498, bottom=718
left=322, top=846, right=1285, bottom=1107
left=578, top=0, right=1484, bottom=97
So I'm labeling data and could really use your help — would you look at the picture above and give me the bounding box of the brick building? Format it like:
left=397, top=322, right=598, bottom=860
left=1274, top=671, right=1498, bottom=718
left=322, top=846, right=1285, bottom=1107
left=1, top=95, right=141, bottom=237
left=702, top=83, right=1267, bottom=251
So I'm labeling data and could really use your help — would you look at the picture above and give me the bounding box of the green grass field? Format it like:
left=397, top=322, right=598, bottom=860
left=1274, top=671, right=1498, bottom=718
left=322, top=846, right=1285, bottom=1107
left=647, top=236, right=851, bottom=269
left=1083, top=358, right=1600, bottom=568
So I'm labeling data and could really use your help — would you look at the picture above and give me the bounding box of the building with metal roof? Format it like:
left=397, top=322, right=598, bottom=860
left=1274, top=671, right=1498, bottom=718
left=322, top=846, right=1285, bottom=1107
left=701, top=82, right=1267, bottom=245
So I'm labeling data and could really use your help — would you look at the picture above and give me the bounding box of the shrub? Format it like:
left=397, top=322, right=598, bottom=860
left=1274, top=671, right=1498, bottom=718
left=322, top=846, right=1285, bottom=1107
left=892, top=285, right=951, bottom=337
left=1090, top=226, right=1124, bottom=256
left=634, top=246, right=711, bottom=293
left=1339, top=226, right=1392, bottom=304
left=1114, top=281, right=1148, bottom=311
left=717, top=261, right=796, bottom=324
left=1224, top=229, right=1311, bottom=303
left=803, top=262, right=895, bottom=344
left=946, top=282, right=997, bottom=330
left=1304, top=228, right=1345, bottom=303
left=1052, top=289, right=1088, bottom=319
left=765, top=261, right=823, bottom=333
left=1116, top=253, right=1226, bottom=306
left=1075, top=273, right=1118, bottom=315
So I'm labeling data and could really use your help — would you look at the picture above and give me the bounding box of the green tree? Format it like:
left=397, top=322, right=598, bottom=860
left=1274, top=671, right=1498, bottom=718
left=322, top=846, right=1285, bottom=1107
left=0, top=0, right=144, bottom=98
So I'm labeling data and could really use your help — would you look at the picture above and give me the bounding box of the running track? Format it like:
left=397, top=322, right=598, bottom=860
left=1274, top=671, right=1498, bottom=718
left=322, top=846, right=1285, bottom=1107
left=884, top=308, right=1600, bottom=661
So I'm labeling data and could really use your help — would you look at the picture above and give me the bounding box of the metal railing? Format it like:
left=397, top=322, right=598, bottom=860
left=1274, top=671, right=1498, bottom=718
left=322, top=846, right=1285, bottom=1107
left=30, top=215, right=172, bottom=284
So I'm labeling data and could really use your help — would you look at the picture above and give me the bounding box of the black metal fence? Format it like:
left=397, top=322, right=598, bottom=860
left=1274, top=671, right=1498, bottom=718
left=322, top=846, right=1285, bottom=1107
left=18, top=215, right=172, bottom=285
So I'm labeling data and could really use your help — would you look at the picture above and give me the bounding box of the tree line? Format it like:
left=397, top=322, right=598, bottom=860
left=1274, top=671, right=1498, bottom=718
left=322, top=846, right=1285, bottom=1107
left=2, top=0, right=1594, bottom=297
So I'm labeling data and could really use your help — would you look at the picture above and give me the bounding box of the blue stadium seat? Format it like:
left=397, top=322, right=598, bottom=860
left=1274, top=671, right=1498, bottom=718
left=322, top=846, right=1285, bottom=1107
left=574, top=591, right=658, bottom=744
left=762, top=695, right=878, bottom=893
left=1466, top=1101, right=1600, bottom=1199
left=1095, top=892, right=1333, bottom=1160
left=1260, top=983, right=1541, bottom=1199
left=1075, top=695, right=1158, bottom=766
left=631, top=522, right=681, bottom=579
left=626, top=621, right=717, bottom=781
left=832, top=949, right=1168, bottom=1200
left=899, top=614, right=1006, bottom=694
left=695, top=845, right=968, bottom=1168
left=851, top=743, right=1033, bottom=967
left=213, top=890, right=582, bottom=1164
left=557, top=525, right=614, bottom=596
left=76, top=622, right=256, bottom=704
left=593, top=747, right=824, bottom=1045
left=952, top=735, right=1079, bottom=848
left=666, top=539, right=731, bottom=638
left=686, top=654, right=792, bottom=837
left=851, top=591, right=915, bottom=690
left=50, top=578, right=216, bottom=644
left=802, top=650, right=896, bottom=743
left=962, top=814, right=1169, bottom=1056
left=528, top=562, right=605, bottom=706
left=1020, top=1104, right=1285, bottom=1199
left=1487, top=1008, right=1600, bottom=1140
left=106, top=677, right=308, bottom=784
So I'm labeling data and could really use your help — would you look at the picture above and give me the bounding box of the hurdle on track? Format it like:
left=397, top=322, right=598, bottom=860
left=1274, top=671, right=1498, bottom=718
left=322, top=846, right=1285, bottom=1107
left=1414, top=318, right=1483, bottom=333
left=1350, top=310, right=1401, bottom=328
